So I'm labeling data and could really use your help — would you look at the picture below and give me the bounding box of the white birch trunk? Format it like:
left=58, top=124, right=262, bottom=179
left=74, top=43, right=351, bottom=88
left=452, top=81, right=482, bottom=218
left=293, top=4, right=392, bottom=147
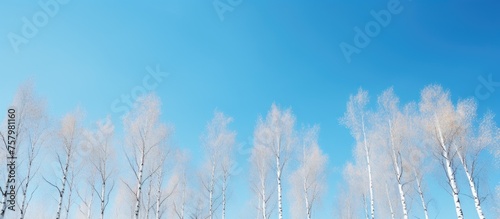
left=303, top=177, right=311, bottom=219
left=362, top=116, right=375, bottom=219
left=134, top=153, right=145, bottom=219
left=20, top=145, right=35, bottom=219
left=362, top=194, right=369, bottom=219
left=413, top=167, right=429, bottom=219
left=443, top=150, right=463, bottom=219
left=386, top=184, right=395, bottom=219
left=261, top=178, right=267, bottom=219
left=100, top=181, right=106, bottom=219
left=87, top=191, right=94, bottom=219
left=145, top=179, right=153, bottom=219
left=456, top=150, right=485, bottom=219
left=276, top=139, right=283, bottom=219
left=0, top=182, right=8, bottom=219
left=222, top=177, right=227, bottom=219
left=155, top=180, right=161, bottom=219
left=209, top=163, right=215, bottom=219
left=56, top=153, right=71, bottom=219
left=435, top=117, right=463, bottom=219
left=388, top=122, right=409, bottom=219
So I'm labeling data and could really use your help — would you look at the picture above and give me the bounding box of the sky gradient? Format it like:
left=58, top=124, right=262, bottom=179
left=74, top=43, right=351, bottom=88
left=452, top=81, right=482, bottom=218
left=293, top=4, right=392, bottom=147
left=1, top=0, right=500, bottom=218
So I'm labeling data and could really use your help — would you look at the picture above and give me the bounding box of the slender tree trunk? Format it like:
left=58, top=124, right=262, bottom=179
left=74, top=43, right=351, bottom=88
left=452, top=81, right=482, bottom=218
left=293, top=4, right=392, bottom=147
left=456, top=151, right=485, bottom=219
left=174, top=178, right=186, bottom=219
left=145, top=179, right=153, bottom=219
left=386, top=184, right=395, bottom=219
left=155, top=192, right=161, bottom=219
left=87, top=191, right=94, bottom=219
left=56, top=154, right=71, bottom=219
left=362, top=194, right=369, bottom=219
left=20, top=145, right=35, bottom=219
left=134, top=152, right=145, bottom=219
left=303, top=177, right=311, bottom=219
left=65, top=174, right=75, bottom=219
left=388, top=122, right=409, bottom=219
left=443, top=150, right=463, bottom=219
left=435, top=118, right=463, bottom=219
left=155, top=172, right=162, bottom=219
left=276, top=152, right=283, bottom=219
left=179, top=184, right=186, bottom=219
left=261, top=178, right=267, bottom=219
left=222, top=176, right=227, bottom=219
left=209, top=163, right=215, bottom=219
left=362, top=116, right=375, bottom=219
left=414, top=169, right=429, bottom=219
left=100, top=181, right=106, bottom=219
left=0, top=181, right=8, bottom=218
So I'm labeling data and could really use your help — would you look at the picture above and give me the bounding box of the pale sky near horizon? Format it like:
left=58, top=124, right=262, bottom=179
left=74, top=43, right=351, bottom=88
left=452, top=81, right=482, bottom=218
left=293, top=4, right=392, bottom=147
left=1, top=0, right=500, bottom=218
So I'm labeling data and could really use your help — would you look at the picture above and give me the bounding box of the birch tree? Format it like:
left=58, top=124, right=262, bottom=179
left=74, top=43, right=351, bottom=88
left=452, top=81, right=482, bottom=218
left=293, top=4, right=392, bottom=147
left=200, top=111, right=236, bottom=219
left=0, top=82, right=46, bottom=218
left=77, top=173, right=96, bottom=219
left=375, top=88, right=411, bottom=219
left=123, top=93, right=169, bottom=219
left=453, top=99, right=499, bottom=219
left=419, top=85, right=464, bottom=219
left=172, top=150, right=190, bottom=219
left=7, top=82, right=48, bottom=219
left=408, top=139, right=431, bottom=219
left=44, top=111, right=83, bottom=219
left=250, top=144, right=274, bottom=219
left=64, top=168, right=79, bottom=219
left=220, top=134, right=235, bottom=219
left=342, top=161, right=369, bottom=219
left=289, top=126, right=327, bottom=219
left=254, top=104, right=295, bottom=219
left=83, top=117, right=115, bottom=219
left=341, top=88, right=375, bottom=219
left=150, top=149, right=175, bottom=219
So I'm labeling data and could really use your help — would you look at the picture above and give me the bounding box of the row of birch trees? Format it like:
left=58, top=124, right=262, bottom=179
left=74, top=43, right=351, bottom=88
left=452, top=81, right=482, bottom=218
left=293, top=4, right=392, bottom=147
left=338, top=85, right=500, bottom=219
left=0, top=82, right=499, bottom=218
left=0, top=82, right=330, bottom=219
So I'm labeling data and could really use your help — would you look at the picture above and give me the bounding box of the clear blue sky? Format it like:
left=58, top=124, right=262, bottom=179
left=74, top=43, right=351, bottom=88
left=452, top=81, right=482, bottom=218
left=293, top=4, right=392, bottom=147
left=1, top=0, right=499, bottom=218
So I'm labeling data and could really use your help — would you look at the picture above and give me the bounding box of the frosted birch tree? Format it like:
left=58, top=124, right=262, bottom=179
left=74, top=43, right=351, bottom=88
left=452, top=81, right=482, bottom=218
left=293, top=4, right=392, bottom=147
left=43, top=111, right=83, bottom=219
left=289, top=126, right=327, bottom=219
left=77, top=173, right=96, bottom=219
left=200, top=111, right=236, bottom=219
left=0, top=82, right=47, bottom=219
left=123, top=94, right=169, bottom=219
left=83, top=117, right=116, bottom=219
left=254, top=104, right=295, bottom=219
left=375, top=88, right=411, bottom=219
left=4, top=82, right=48, bottom=219
left=453, top=99, right=499, bottom=219
left=149, top=149, right=175, bottom=219
left=250, top=144, right=274, bottom=219
left=408, top=138, right=431, bottom=219
left=171, top=150, right=190, bottom=219
left=419, top=85, right=464, bottom=219
left=342, top=161, right=369, bottom=219
left=341, top=88, right=375, bottom=219
left=220, top=132, right=235, bottom=219
left=64, top=168, right=79, bottom=219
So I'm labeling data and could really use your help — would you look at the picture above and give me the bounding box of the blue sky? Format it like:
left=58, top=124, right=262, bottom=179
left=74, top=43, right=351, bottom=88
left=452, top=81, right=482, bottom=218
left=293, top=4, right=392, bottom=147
left=1, top=0, right=500, bottom=218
